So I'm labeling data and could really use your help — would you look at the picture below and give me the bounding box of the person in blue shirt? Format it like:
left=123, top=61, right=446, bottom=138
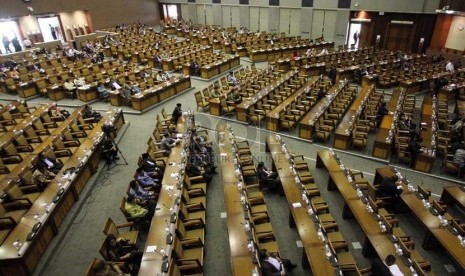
left=135, top=167, right=160, bottom=189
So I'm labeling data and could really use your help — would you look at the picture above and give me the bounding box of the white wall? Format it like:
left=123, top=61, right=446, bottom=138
left=445, top=15, right=465, bottom=51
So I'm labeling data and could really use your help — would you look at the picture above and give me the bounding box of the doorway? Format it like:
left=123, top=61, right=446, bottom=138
left=0, top=21, right=22, bottom=54
left=161, top=4, right=180, bottom=22
left=38, top=16, right=64, bottom=42
left=348, top=23, right=361, bottom=49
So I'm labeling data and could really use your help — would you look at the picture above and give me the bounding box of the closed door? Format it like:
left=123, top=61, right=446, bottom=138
left=222, top=6, right=231, bottom=27
left=221, top=6, right=240, bottom=28
left=385, top=23, right=415, bottom=52
left=250, top=7, right=268, bottom=32
left=259, top=8, right=269, bottom=32
left=205, top=5, right=213, bottom=26
left=197, top=5, right=206, bottom=25
left=312, top=10, right=336, bottom=42
left=250, top=7, right=259, bottom=32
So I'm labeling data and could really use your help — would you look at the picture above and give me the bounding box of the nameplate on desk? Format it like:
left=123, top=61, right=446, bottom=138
left=292, top=202, right=302, bottom=208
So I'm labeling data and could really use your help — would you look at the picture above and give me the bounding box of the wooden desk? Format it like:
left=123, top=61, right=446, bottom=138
left=372, top=89, right=405, bottom=159
left=414, top=96, right=436, bottom=173
left=131, top=76, right=191, bottom=111
left=374, top=167, right=465, bottom=270
left=47, top=85, right=65, bottom=101
left=265, top=76, right=319, bottom=131
left=77, top=85, right=98, bottom=102
left=235, top=71, right=298, bottom=123
left=217, top=124, right=258, bottom=275
left=139, top=114, right=190, bottom=276
left=298, top=81, right=348, bottom=140
left=17, top=81, right=38, bottom=99
left=440, top=186, right=465, bottom=212
left=0, top=109, right=124, bottom=275
left=333, top=86, right=374, bottom=150
left=265, top=136, right=335, bottom=275
left=316, top=152, right=433, bottom=275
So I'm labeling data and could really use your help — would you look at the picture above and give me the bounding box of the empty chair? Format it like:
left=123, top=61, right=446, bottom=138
left=102, top=217, right=139, bottom=247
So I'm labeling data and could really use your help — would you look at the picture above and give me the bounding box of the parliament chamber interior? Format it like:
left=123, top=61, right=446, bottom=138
left=1, top=0, right=465, bottom=275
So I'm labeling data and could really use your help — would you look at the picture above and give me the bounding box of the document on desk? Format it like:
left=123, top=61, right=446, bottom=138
left=146, top=245, right=157, bottom=252
left=292, top=202, right=302, bottom=208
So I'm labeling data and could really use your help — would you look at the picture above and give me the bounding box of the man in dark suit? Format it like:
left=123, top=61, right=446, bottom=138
left=257, top=162, right=282, bottom=194
left=171, top=103, right=183, bottom=124
left=259, top=249, right=296, bottom=276
left=371, top=254, right=403, bottom=276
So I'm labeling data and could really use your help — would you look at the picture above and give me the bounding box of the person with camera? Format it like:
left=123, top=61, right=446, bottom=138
left=102, top=136, right=119, bottom=164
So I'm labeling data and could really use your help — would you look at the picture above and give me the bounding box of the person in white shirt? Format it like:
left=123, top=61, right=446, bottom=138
left=259, top=249, right=296, bottom=275
left=446, top=60, right=454, bottom=72
left=227, top=71, right=238, bottom=86
left=320, top=48, right=329, bottom=55
left=22, top=37, right=32, bottom=49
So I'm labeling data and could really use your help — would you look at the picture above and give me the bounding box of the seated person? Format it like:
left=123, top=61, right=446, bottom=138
left=63, top=79, right=77, bottom=98
left=50, top=102, right=70, bottom=119
left=124, top=194, right=154, bottom=221
left=227, top=71, right=238, bottom=86
left=97, top=84, right=109, bottom=99
left=161, top=132, right=180, bottom=153
left=317, top=88, right=326, bottom=101
left=378, top=175, right=403, bottom=198
left=259, top=249, right=297, bottom=276
left=371, top=254, right=403, bottom=276
left=121, top=83, right=132, bottom=101
left=109, top=78, right=122, bottom=90
left=135, top=167, right=160, bottom=189
left=257, top=162, right=282, bottom=193
left=37, top=152, right=63, bottom=174
left=91, top=258, right=126, bottom=276
left=32, top=164, right=56, bottom=187
left=128, top=180, right=158, bottom=202
left=130, top=82, right=141, bottom=94
left=186, top=160, right=213, bottom=184
left=227, top=89, right=242, bottom=104
left=376, top=102, right=389, bottom=126
left=105, top=233, right=143, bottom=267
left=453, top=144, right=465, bottom=172
left=408, top=136, right=423, bottom=167
left=83, top=104, right=102, bottom=122
left=210, top=86, right=222, bottom=99
left=102, top=136, right=119, bottom=164
left=189, top=59, right=200, bottom=76
left=140, top=153, right=164, bottom=177
left=156, top=71, right=168, bottom=82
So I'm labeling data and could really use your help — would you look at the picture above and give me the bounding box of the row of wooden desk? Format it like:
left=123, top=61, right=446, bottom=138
left=181, top=55, right=240, bottom=80
left=235, top=70, right=299, bottom=123
left=265, top=136, right=337, bottom=275
left=217, top=124, right=259, bottom=276
left=139, top=114, right=191, bottom=275
left=298, top=80, right=349, bottom=140
left=415, top=96, right=436, bottom=173
left=248, top=42, right=334, bottom=62
left=372, top=89, right=405, bottom=160
left=374, top=167, right=465, bottom=270
left=109, top=76, right=191, bottom=111
left=0, top=108, right=124, bottom=275
left=315, top=151, right=434, bottom=275
left=265, top=76, right=319, bottom=131
left=333, top=85, right=375, bottom=150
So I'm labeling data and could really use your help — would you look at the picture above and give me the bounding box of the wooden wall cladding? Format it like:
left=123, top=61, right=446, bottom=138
left=351, top=11, right=437, bottom=53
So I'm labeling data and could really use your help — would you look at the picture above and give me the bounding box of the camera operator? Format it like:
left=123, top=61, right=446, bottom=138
left=102, top=135, right=119, bottom=164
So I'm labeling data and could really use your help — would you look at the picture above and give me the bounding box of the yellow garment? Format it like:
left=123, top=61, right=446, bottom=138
left=124, top=202, right=147, bottom=218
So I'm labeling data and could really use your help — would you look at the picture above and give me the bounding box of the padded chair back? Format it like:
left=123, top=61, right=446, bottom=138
left=5, top=184, right=23, bottom=200
left=98, top=239, right=110, bottom=260
left=19, top=166, right=34, bottom=185
left=103, top=217, right=119, bottom=237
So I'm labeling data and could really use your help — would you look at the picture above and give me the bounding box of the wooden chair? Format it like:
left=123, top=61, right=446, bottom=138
left=441, top=154, right=462, bottom=177
left=102, top=217, right=139, bottom=247
left=175, top=218, right=205, bottom=246
left=195, top=91, right=209, bottom=111
left=172, top=236, right=204, bottom=274
left=4, top=182, right=41, bottom=206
